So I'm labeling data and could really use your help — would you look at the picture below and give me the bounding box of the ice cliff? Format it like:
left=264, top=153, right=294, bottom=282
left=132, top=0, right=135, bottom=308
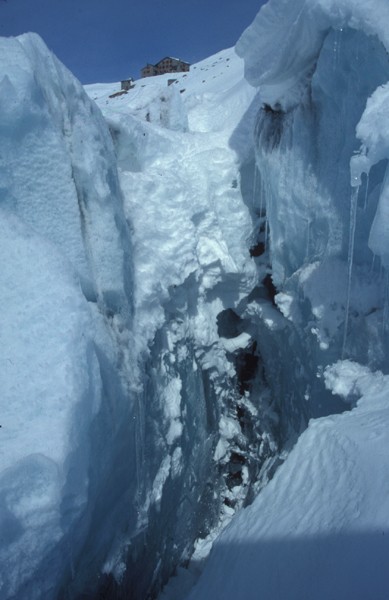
left=0, top=33, right=135, bottom=598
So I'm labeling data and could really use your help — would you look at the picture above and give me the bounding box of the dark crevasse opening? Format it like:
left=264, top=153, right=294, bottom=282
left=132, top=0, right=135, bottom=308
left=92, top=271, right=282, bottom=600
left=76, top=203, right=286, bottom=600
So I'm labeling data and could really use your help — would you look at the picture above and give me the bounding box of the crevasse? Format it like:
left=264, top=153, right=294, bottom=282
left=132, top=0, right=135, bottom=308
left=4, top=1, right=389, bottom=598
left=0, top=35, right=279, bottom=600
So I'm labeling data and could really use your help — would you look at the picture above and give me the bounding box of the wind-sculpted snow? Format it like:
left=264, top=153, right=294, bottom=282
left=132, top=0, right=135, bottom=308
left=236, top=0, right=389, bottom=110
left=0, top=34, right=132, bottom=314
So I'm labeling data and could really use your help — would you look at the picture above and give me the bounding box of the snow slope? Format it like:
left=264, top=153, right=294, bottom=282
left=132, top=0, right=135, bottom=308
left=188, top=363, right=389, bottom=600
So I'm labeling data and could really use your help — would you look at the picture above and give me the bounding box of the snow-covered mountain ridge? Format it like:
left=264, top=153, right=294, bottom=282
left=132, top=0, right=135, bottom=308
left=2, top=0, right=389, bottom=598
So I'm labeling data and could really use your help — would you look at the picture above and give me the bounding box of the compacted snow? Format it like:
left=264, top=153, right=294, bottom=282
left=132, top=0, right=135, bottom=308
left=2, top=0, right=389, bottom=598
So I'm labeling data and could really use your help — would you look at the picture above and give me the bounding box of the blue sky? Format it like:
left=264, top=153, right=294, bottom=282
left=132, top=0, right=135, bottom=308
left=0, top=0, right=266, bottom=84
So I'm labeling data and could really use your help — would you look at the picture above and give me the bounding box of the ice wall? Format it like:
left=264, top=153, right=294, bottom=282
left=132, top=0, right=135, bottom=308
left=0, top=33, right=137, bottom=598
left=235, top=0, right=389, bottom=426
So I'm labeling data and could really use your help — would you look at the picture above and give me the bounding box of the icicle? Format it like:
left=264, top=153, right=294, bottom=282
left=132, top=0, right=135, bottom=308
left=265, top=198, right=270, bottom=249
left=134, top=393, right=145, bottom=516
left=342, top=185, right=359, bottom=359
left=332, top=28, right=343, bottom=72
left=382, top=270, right=389, bottom=335
left=363, top=172, right=370, bottom=211
left=332, top=37, right=338, bottom=72
left=265, top=183, right=271, bottom=250
left=304, top=217, right=311, bottom=263
left=370, top=253, right=377, bottom=273
left=265, top=212, right=269, bottom=246
left=252, top=164, right=258, bottom=210
left=259, top=174, right=265, bottom=220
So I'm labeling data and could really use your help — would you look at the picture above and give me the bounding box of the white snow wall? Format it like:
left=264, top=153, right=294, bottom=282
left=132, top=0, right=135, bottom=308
left=233, top=1, right=389, bottom=435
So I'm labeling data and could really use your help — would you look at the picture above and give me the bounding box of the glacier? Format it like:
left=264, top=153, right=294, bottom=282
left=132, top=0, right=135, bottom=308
left=2, top=0, right=389, bottom=598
